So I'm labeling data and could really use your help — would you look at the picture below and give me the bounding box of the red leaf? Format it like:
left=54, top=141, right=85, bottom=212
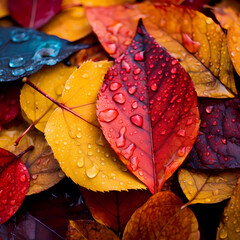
left=0, top=85, right=20, bottom=130
left=80, top=187, right=151, bottom=232
left=8, top=0, right=62, bottom=28
left=0, top=147, right=30, bottom=225
left=185, top=98, right=240, bottom=169
left=97, top=20, right=200, bottom=193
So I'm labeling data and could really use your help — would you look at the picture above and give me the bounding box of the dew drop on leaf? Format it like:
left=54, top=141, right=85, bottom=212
left=121, top=143, right=136, bottom=160
left=130, top=114, right=143, bottom=128
left=116, top=126, right=126, bottom=148
left=98, top=109, right=119, bottom=122
left=110, top=82, right=121, bottom=91
left=113, top=93, right=126, bottom=104
left=86, top=165, right=99, bottom=178
left=9, top=57, right=25, bottom=68
left=11, top=30, right=29, bottom=43
left=128, top=86, right=137, bottom=94
left=134, top=51, right=145, bottom=61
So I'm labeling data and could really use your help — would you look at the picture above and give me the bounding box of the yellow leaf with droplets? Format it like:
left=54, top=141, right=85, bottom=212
left=217, top=178, right=240, bottom=240
left=86, top=2, right=237, bottom=98
left=0, top=0, right=8, bottom=18
left=80, top=0, right=135, bottom=7
left=0, top=122, right=65, bottom=195
left=20, top=63, right=76, bottom=132
left=178, top=168, right=240, bottom=204
left=41, top=7, right=92, bottom=42
left=45, top=60, right=146, bottom=191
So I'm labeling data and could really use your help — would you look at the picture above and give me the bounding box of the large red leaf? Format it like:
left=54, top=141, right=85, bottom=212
left=185, top=97, right=240, bottom=169
left=8, top=0, right=62, bottom=28
left=97, top=20, right=200, bottom=193
left=0, top=147, right=30, bottom=225
left=80, top=187, right=151, bottom=232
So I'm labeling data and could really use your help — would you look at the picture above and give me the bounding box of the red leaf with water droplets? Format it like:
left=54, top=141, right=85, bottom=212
left=8, top=0, right=62, bottom=28
left=80, top=187, right=151, bottom=232
left=185, top=98, right=240, bottom=169
left=97, top=20, right=200, bottom=194
left=0, top=85, right=20, bottom=130
left=0, top=147, right=30, bottom=225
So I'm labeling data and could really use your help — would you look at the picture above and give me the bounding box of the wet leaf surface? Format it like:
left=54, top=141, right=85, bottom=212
left=0, top=148, right=30, bottom=225
left=185, top=98, right=240, bottom=169
left=66, top=220, right=120, bottom=240
left=0, top=26, right=91, bottom=82
left=178, top=168, right=240, bottom=204
left=45, top=60, right=145, bottom=191
left=123, top=191, right=200, bottom=240
left=97, top=20, right=199, bottom=193
left=8, top=0, right=62, bottom=28
left=86, top=2, right=236, bottom=98
left=80, top=187, right=151, bottom=232
left=0, top=121, right=65, bottom=195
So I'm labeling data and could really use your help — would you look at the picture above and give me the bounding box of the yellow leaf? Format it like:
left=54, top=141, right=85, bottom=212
left=217, top=177, right=240, bottom=240
left=86, top=2, right=237, bottom=97
left=62, top=0, right=82, bottom=9
left=178, top=168, right=240, bottom=204
left=0, top=122, right=65, bottom=195
left=0, top=0, right=8, bottom=18
left=41, top=7, right=92, bottom=42
left=45, top=60, right=146, bottom=191
left=20, top=63, right=76, bottom=132
left=80, top=0, right=135, bottom=7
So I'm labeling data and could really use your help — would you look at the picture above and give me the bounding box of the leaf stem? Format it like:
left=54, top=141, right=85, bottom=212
left=16, top=145, right=35, bottom=159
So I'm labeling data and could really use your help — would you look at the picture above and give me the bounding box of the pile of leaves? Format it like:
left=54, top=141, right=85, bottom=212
left=0, top=0, right=240, bottom=239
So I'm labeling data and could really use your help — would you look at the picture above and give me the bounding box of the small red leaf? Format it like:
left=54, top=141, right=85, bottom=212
left=0, top=148, right=30, bottom=225
left=0, top=85, right=20, bottom=130
left=97, top=20, right=200, bottom=193
left=8, top=0, right=62, bottom=28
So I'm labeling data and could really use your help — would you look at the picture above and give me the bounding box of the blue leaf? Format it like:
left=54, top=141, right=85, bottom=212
left=0, top=27, right=91, bottom=82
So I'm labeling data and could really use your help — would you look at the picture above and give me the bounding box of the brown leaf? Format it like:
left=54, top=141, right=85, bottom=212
left=123, top=191, right=200, bottom=240
left=66, top=220, right=120, bottom=240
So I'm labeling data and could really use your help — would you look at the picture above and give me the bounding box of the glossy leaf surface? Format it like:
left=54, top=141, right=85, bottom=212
left=123, top=191, right=200, bottom=240
left=80, top=187, right=151, bottom=232
left=8, top=0, right=62, bottom=29
left=178, top=168, right=240, bottom=204
left=0, top=122, right=65, bottom=195
left=86, top=2, right=236, bottom=98
left=66, top=220, right=120, bottom=240
left=21, top=63, right=76, bottom=132
left=0, top=148, right=30, bottom=225
left=217, top=178, right=240, bottom=240
left=0, top=26, right=90, bottom=82
left=41, top=7, right=92, bottom=42
left=45, top=61, right=145, bottom=191
left=97, top=21, right=200, bottom=193
left=185, top=98, right=240, bottom=169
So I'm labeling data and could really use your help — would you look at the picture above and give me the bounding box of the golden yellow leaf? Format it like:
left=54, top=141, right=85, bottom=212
left=66, top=220, right=120, bottom=240
left=45, top=60, right=146, bottom=191
left=86, top=2, right=237, bottom=98
left=62, top=0, right=82, bottom=9
left=0, top=0, right=8, bottom=18
left=20, top=63, right=76, bottom=132
left=80, top=0, right=135, bottom=7
left=178, top=168, right=240, bottom=204
left=0, top=122, right=65, bottom=195
left=41, top=7, right=92, bottom=42
left=217, top=178, right=240, bottom=240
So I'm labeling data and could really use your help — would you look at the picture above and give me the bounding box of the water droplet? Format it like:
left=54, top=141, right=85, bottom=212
left=177, top=147, right=186, bottom=157
left=58, top=171, right=65, bottom=178
left=0, top=69, right=3, bottom=76
left=105, top=42, right=117, bottom=54
left=98, top=109, right=119, bottom=122
left=122, top=60, right=131, bottom=73
left=129, top=157, right=140, bottom=171
left=32, top=174, right=38, bottom=180
left=116, top=126, right=126, bottom=147
left=110, top=82, right=121, bottom=91
left=1, top=200, right=7, bottom=205
left=177, top=129, right=186, bottom=137
left=138, top=170, right=144, bottom=176
left=82, top=73, right=89, bottom=78
left=113, top=93, right=126, bottom=104
left=172, top=59, right=178, bottom=65
left=186, top=119, right=193, bottom=126
left=122, top=143, right=136, bottom=160
left=87, top=151, right=93, bottom=156
left=212, top=189, right=219, bottom=196
left=10, top=200, right=16, bottom=206
left=151, top=83, right=158, bottom=91
left=205, top=106, right=214, bottom=114
left=221, top=138, right=227, bottom=144
left=212, top=121, right=217, bottom=126
left=20, top=174, right=26, bottom=182
left=133, top=68, right=141, bottom=75
left=236, top=228, right=240, bottom=233
left=77, top=158, right=84, bottom=167
left=171, top=67, right=177, bottom=74
left=25, top=66, right=34, bottom=72
left=107, top=22, right=123, bottom=35
left=96, top=134, right=105, bottom=146
left=11, top=30, right=29, bottom=42
left=12, top=68, right=25, bottom=76
left=219, top=227, right=228, bottom=239
left=9, top=57, right=25, bottom=68
left=86, top=165, right=99, bottom=178
left=130, top=114, right=143, bottom=128
left=128, top=86, right=137, bottom=95
left=134, top=51, right=145, bottom=61
left=132, top=101, right=138, bottom=109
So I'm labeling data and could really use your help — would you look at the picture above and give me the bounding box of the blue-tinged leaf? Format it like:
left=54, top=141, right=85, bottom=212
left=0, top=27, right=91, bottom=82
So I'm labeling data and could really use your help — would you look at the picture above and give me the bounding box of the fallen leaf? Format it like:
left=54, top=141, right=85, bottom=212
left=185, top=98, right=240, bottom=169
left=178, top=168, right=240, bottom=204
left=0, top=147, right=30, bottom=225
left=0, top=84, right=20, bottom=130
left=80, top=187, right=151, bottom=232
left=86, top=2, right=236, bottom=98
left=0, top=0, right=8, bottom=18
left=80, top=0, right=136, bottom=7
left=8, top=0, right=62, bottom=28
left=66, top=220, right=120, bottom=240
left=62, top=0, right=82, bottom=9
left=97, top=20, right=200, bottom=193
left=45, top=60, right=145, bottom=191
left=20, top=63, right=77, bottom=132
left=0, top=26, right=91, bottom=82
left=217, top=177, right=240, bottom=240
left=123, top=191, right=200, bottom=240
left=0, top=122, right=65, bottom=195
left=41, top=7, right=92, bottom=42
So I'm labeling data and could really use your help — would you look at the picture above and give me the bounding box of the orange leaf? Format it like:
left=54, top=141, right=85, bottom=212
left=0, top=0, right=8, bottom=18
left=123, top=191, right=200, bottom=240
